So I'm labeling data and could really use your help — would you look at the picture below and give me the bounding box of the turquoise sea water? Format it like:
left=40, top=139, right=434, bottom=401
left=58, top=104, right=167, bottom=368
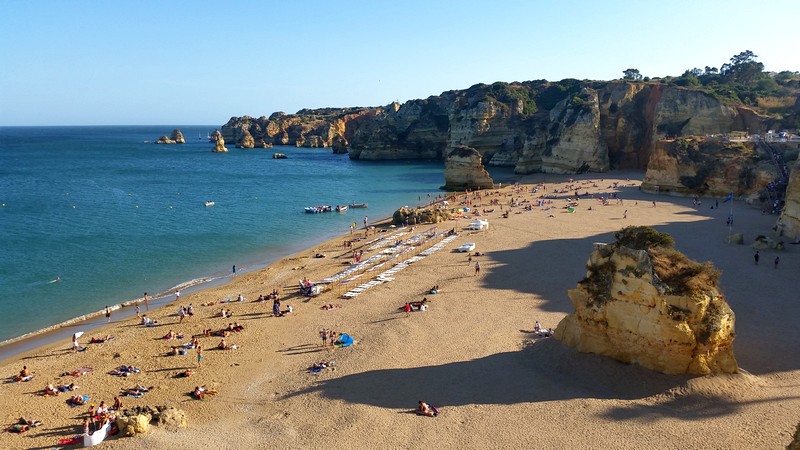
left=0, top=126, right=513, bottom=343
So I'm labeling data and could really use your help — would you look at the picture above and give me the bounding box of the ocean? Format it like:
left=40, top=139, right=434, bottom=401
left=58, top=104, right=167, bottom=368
left=0, top=126, right=514, bottom=343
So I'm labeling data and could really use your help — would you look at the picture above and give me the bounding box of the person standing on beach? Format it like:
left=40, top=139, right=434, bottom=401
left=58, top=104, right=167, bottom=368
left=232, top=265, right=237, bottom=277
left=404, top=302, right=411, bottom=318
left=364, top=216, right=369, bottom=229
left=196, top=345, right=203, bottom=367
left=72, top=333, right=79, bottom=352
left=774, top=256, right=780, bottom=269
left=176, top=290, right=181, bottom=301
left=475, top=261, right=481, bottom=276
left=754, top=251, right=760, bottom=265
left=143, top=292, right=150, bottom=311
left=135, top=304, right=141, bottom=318
left=623, top=210, right=628, bottom=219
left=105, top=306, right=111, bottom=323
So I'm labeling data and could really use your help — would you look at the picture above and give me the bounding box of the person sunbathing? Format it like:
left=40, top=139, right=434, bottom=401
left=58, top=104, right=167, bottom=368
left=89, top=335, right=113, bottom=344
left=57, top=382, right=77, bottom=392
left=232, top=322, right=244, bottom=332
left=113, top=396, right=123, bottom=411
left=416, top=401, right=436, bottom=417
left=43, top=383, right=59, bottom=396
left=178, top=369, right=193, bottom=378
left=67, top=395, right=85, bottom=406
left=218, top=338, right=229, bottom=350
left=193, top=386, right=206, bottom=399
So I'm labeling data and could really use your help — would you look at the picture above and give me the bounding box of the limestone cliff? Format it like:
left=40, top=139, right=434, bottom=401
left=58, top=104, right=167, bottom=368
left=211, top=130, right=228, bottom=153
left=441, top=145, right=494, bottom=191
left=641, top=137, right=778, bottom=199
left=778, top=161, right=800, bottom=239
left=224, top=80, right=787, bottom=174
left=555, top=226, right=738, bottom=375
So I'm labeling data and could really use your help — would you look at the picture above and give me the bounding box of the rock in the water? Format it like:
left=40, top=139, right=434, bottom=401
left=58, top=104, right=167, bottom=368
left=170, top=129, right=185, bottom=144
left=155, top=135, right=176, bottom=144
left=554, top=226, right=738, bottom=375
left=441, top=145, right=493, bottom=191
left=273, top=153, right=287, bottom=159
left=211, top=130, right=228, bottom=153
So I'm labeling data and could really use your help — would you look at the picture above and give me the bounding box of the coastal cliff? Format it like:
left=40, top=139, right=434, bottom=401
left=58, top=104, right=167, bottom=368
left=779, top=162, right=800, bottom=238
left=555, top=226, right=738, bottom=375
left=224, top=79, right=790, bottom=174
left=641, top=138, right=778, bottom=199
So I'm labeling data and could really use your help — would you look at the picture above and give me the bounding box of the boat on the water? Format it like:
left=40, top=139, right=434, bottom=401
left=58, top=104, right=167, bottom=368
left=335, top=205, right=348, bottom=212
left=349, top=202, right=368, bottom=208
left=305, top=205, right=332, bottom=213
left=205, top=201, right=215, bottom=207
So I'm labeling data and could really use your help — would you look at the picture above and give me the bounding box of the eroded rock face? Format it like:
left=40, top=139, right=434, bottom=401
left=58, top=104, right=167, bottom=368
left=155, top=135, right=175, bottom=144
left=211, top=130, right=228, bottom=153
left=779, top=162, right=800, bottom=239
left=392, top=206, right=452, bottom=225
left=237, top=130, right=255, bottom=148
left=641, top=137, right=777, bottom=199
left=441, top=145, right=494, bottom=191
left=555, top=227, right=738, bottom=375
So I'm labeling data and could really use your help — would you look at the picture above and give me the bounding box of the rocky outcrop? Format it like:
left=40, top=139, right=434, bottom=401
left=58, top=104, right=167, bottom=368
left=392, top=206, right=452, bottom=225
left=237, top=130, right=255, bottom=148
left=211, top=130, right=228, bottom=153
left=441, top=145, right=494, bottom=191
left=156, top=129, right=185, bottom=144
left=221, top=108, right=378, bottom=150
left=641, top=137, right=778, bottom=199
left=116, top=405, right=186, bottom=437
left=778, top=162, right=800, bottom=239
left=555, top=226, right=738, bottom=375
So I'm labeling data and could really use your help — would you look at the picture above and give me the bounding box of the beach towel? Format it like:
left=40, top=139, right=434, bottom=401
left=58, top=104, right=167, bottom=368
left=335, top=334, right=354, bottom=348
left=58, top=435, right=82, bottom=445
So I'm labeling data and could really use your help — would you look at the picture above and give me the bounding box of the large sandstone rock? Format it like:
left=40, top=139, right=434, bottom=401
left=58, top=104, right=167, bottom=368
left=157, top=405, right=187, bottom=430
left=392, top=206, right=452, bottom=225
left=642, top=137, right=777, bottom=199
left=211, top=130, right=228, bottom=153
left=117, top=413, right=151, bottom=437
left=441, top=145, right=493, bottom=191
left=555, top=226, right=738, bottom=375
left=155, top=135, right=176, bottom=144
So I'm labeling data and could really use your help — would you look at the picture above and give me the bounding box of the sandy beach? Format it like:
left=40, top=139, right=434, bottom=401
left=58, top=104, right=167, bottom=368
left=2, top=171, right=798, bottom=449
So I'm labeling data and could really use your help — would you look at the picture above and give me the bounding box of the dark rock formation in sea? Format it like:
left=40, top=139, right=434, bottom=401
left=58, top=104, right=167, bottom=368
left=156, top=129, right=185, bottom=144
left=555, top=226, right=738, bottom=375
left=441, top=145, right=494, bottom=191
left=211, top=130, right=228, bottom=153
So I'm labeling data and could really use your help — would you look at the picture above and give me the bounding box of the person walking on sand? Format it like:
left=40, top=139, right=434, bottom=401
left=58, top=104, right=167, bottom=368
left=176, top=290, right=181, bottom=301
left=475, top=261, right=481, bottom=276
left=774, top=256, right=780, bottom=269
left=754, top=251, right=760, bottom=265
left=623, top=210, right=628, bottom=219
left=72, top=334, right=79, bottom=352
left=143, top=292, right=150, bottom=311
left=232, top=264, right=236, bottom=277
left=196, top=345, right=203, bottom=367
left=135, top=304, right=141, bottom=318
left=404, top=302, right=411, bottom=318
left=105, top=306, right=111, bottom=322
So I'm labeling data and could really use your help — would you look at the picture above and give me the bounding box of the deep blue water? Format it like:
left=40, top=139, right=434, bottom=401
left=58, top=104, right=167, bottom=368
left=0, top=126, right=514, bottom=342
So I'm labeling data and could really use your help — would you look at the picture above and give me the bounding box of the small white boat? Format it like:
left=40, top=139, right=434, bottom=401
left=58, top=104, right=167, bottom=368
left=456, top=243, right=476, bottom=252
left=204, top=201, right=215, bottom=207
left=305, top=206, right=332, bottom=213
left=336, top=205, right=348, bottom=212
left=349, top=202, right=368, bottom=208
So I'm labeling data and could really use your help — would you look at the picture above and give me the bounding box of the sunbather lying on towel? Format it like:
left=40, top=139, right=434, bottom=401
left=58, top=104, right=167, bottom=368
left=192, top=385, right=218, bottom=400
left=67, top=395, right=88, bottom=406
left=416, top=401, right=438, bottom=417
left=89, top=335, right=114, bottom=344
left=110, top=365, right=140, bottom=377
left=42, top=383, right=59, bottom=396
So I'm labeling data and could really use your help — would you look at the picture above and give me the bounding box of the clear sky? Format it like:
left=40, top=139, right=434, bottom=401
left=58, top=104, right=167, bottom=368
left=1, top=0, right=798, bottom=126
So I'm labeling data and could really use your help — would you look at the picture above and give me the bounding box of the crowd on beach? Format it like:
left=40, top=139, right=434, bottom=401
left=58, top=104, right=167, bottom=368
left=4, top=175, right=666, bottom=445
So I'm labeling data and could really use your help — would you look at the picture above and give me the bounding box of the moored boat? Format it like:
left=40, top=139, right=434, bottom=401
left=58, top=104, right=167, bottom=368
left=305, top=205, right=332, bottom=213
left=349, top=202, right=368, bottom=208
left=335, top=205, right=348, bottom=212
left=204, top=201, right=215, bottom=207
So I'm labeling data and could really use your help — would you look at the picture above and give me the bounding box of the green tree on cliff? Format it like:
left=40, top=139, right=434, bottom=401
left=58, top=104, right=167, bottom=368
left=720, top=50, right=764, bottom=85
left=622, top=68, right=643, bottom=81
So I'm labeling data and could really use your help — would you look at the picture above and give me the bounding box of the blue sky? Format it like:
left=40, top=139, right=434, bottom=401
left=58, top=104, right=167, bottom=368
left=1, top=0, right=798, bottom=126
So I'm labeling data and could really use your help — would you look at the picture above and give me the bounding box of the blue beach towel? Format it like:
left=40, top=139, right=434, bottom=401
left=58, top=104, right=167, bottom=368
left=336, top=334, right=354, bottom=347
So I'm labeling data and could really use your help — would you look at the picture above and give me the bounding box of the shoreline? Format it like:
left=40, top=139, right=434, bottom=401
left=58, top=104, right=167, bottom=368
left=0, top=210, right=406, bottom=364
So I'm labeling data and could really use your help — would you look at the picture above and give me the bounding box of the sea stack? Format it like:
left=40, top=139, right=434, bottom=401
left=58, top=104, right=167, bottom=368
left=555, top=226, right=738, bottom=375
left=441, top=145, right=493, bottom=191
left=211, top=130, right=228, bottom=153
left=237, top=130, right=255, bottom=148
left=155, top=129, right=185, bottom=144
